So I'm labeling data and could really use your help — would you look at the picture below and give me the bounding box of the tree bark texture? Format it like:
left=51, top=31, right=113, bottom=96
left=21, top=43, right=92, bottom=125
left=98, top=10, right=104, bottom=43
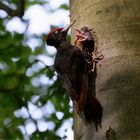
left=70, top=0, right=140, bottom=139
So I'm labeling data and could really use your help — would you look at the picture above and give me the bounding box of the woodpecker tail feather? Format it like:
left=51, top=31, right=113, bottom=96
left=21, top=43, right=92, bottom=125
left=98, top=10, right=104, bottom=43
left=84, top=95, right=103, bottom=131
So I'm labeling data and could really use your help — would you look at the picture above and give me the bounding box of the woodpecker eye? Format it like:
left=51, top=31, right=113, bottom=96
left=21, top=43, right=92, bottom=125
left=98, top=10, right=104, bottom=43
left=55, top=30, right=59, bottom=34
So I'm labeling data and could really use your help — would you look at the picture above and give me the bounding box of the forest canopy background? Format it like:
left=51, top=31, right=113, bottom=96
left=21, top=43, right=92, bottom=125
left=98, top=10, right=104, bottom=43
left=0, top=0, right=73, bottom=139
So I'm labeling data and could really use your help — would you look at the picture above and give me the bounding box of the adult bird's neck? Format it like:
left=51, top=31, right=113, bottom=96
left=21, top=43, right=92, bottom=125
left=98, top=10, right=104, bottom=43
left=59, top=40, right=71, bottom=48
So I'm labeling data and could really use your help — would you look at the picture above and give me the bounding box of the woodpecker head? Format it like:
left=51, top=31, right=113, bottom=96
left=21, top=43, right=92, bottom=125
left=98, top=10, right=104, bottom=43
left=46, top=20, right=76, bottom=48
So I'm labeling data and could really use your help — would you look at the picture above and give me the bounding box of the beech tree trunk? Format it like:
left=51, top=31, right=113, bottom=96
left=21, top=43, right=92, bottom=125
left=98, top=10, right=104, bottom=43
left=70, top=0, right=140, bottom=139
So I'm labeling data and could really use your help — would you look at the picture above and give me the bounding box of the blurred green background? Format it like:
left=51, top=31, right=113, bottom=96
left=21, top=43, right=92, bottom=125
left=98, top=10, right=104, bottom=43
left=0, top=0, right=73, bottom=139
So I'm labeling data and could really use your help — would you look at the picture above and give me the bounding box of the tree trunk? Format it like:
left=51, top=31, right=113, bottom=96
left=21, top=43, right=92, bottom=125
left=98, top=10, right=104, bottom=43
left=70, top=0, right=140, bottom=139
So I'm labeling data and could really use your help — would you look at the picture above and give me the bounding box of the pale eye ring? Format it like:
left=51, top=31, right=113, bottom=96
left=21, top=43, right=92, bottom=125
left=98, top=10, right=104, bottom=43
left=55, top=30, right=59, bottom=34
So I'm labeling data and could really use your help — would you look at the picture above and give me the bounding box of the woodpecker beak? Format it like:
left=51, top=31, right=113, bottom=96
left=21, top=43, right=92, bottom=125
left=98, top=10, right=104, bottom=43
left=61, top=20, right=76, bottom=34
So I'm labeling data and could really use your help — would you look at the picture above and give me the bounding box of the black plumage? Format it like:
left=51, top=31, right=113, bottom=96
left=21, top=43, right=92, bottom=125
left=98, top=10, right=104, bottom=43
left=46, top=24, right=102, bottom=131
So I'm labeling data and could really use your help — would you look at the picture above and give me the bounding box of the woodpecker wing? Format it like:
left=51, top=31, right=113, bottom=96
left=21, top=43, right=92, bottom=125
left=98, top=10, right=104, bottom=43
left=59, top=73, right=79, bottom=100
left=68, top=47, right=88, bottom=112
left=55, top=46, right=88, bottom=112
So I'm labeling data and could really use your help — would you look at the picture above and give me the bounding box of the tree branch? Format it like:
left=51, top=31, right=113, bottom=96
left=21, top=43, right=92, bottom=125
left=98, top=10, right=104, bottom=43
left=0, top=0, right=25, bottom=18
left=18, top=0, right=25, bottom=17
left=0, top=2, right=15, bottom=16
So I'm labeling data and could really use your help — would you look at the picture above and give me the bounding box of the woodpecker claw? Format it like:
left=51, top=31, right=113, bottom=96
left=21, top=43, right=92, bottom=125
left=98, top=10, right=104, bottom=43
left=93, top=49, right=104, bottom=63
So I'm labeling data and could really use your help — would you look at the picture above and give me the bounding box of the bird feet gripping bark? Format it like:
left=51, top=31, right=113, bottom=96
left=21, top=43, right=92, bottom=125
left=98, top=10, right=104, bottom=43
left=92, top=47, right=104, bottom=71
left=93, top=48, right=104, bottom=63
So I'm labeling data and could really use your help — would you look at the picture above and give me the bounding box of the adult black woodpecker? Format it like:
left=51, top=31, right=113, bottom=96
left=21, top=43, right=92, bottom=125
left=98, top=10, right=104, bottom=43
left=46, top=21, right=103, bottom=131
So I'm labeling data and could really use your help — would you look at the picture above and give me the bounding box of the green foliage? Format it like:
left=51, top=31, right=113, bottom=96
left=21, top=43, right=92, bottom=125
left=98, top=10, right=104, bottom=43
left=59, top=4, right=69, bottom=10
left=0, top=0, right=72, bottom=139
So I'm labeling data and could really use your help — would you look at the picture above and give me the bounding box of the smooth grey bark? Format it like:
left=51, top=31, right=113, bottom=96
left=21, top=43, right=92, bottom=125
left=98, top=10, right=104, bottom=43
left=70, top=0, right=140, bottom=139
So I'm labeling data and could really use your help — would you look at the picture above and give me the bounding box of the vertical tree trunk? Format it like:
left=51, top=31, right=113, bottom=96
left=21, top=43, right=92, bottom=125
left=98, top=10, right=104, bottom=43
left=70, top=0, right=140, bottom=139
